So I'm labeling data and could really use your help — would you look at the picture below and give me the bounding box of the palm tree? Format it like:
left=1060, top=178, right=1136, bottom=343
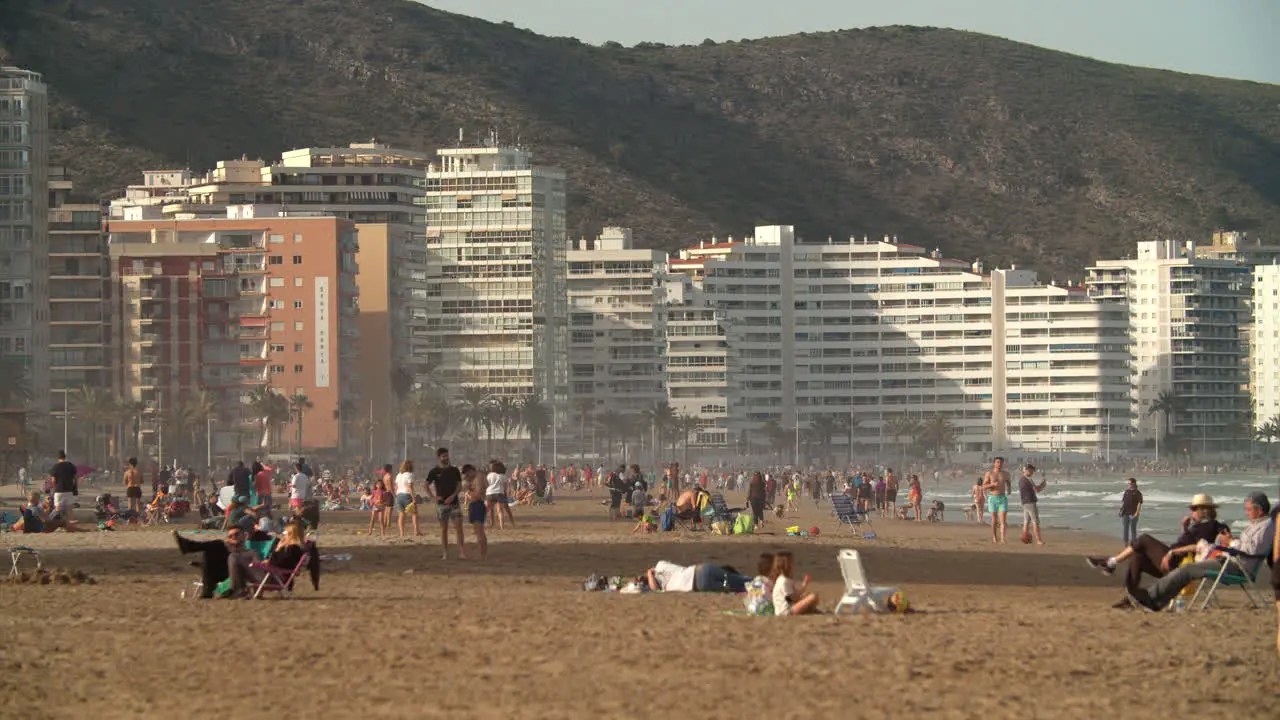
left=885, top=414, right=921, bottom=471
left=353, top=414, right=379, bottom=461
left=493, top=396, right=524, bottom=451
left=246, top=385, right=290, bottom=452
left=185, top=389, right=216, bottom=465
left=916, top=415, right=958, bottom=461
left=809, top=414, right=839, bottom=463
left=456, top=387, right=494, bottom=455
left=288, top=392, right=314, bottom=453
left=760, top=419, right=789, bottom=458
left=572, top=397, right=595, bottom=463
left=1258, top=415, right=1280, bottom=462
left=642, top=401, right=677, bottom=460
left=520, top=397, right=552, bottom=460
left=1147, top=390, right=1185, bottom=457
left=113, top=396, right=146, bottom=459
left=674, top=414, right=702, bottom=470
left=833, top=413, right=861, bottom=466
left=597, top=413, right=632, bottom=466
left=70, top=386, right=115, bottom=466
left=0, top=354, right=30, bottom=409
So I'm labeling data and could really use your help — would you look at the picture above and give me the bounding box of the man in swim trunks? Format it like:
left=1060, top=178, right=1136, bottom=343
left=124, top=457, right=143, bottom=517
left=981, top=456, right=1011, bottom=544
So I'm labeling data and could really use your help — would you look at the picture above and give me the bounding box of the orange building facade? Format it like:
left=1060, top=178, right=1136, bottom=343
left=108, top=211, right=360, bottom=459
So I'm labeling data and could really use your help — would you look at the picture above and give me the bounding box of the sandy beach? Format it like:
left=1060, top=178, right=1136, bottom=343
left=0, top=491, right=1275, bottom=719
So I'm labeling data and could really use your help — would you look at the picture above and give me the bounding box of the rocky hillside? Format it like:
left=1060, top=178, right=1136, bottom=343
left=3, top=0, right=1279, bottom=276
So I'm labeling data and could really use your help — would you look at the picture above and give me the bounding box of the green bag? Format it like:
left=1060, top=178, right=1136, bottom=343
left=733, top=513, right=755, bottom=535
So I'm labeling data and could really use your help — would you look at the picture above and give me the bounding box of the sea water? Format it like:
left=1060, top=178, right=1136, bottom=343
left=927, top=472, right=1279, bottom=539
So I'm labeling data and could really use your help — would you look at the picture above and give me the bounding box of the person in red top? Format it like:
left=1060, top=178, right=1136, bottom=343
left=252, top=462, right=273, bottom=517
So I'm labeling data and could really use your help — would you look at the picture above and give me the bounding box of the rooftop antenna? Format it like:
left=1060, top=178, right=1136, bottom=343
left=457, top=127, right=464, bottom=148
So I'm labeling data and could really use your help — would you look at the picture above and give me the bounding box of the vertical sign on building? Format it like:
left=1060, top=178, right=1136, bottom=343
left=315, top=276, right=330, bottom=387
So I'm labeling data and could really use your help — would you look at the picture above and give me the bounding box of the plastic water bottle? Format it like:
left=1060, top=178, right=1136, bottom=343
left=1174, top=596, right=1185, bottom=612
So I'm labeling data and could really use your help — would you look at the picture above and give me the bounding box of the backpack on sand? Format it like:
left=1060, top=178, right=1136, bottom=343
left=659, top=507, right=676, bottom=532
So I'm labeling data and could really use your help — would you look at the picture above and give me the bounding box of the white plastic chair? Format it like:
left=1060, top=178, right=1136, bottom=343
left=832, top=549, right=898, bottom=614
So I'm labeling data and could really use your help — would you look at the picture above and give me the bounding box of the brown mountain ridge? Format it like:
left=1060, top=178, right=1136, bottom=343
left=3, top=0, right=1279, bottom=276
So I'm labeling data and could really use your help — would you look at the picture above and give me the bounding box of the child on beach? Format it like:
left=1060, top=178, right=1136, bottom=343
left=744, top=552, right=775, bottom=615
left=771, top=551, right=820, bottom=615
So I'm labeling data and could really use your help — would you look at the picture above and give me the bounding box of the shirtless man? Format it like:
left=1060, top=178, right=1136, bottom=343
left=981, top=457, right=1011, bottom=543
left=124, top=457, right=143, bottom=518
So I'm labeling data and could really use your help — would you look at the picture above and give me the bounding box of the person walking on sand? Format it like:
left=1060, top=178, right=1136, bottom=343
left=463, top=464, right=487, bottom=560
left=1017, top=464, right=1047, bottom=545
left=427, top=448, right=467, bottom=560
left=971, top=477, right=986, bottom=524
left=885, top=469, right=899, bottom=517
left=982, top=457, right=1011, bottom=543
left=485, top=460, right=514, bottom=529
left=393, top=460, right=421, bottom=538
left=1120, top=478, right=1143, bottom=544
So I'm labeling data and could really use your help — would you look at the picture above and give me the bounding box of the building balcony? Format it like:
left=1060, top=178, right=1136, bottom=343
left=240, top=356, right=268, bottom=365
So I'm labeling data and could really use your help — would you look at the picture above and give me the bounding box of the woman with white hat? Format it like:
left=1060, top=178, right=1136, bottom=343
left=1085, top=493, right=1230, bottom=609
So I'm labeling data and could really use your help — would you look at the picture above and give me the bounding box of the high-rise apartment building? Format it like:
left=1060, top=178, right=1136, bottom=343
left=1087, top=240, right=1250, bottom=453
left=567, top=227, right=666, bottom=422
left=696, top=226, right=1130, bottom=460
left=46, top=168, right=111, bottom=451
left=0, top=66, right=49, bottom=425
left=422, top=139, right=567, bottom=413
left=1252, top=264, right=1280, bottom=427
left=109, top=211, right=360, bottom=457
left=109, top=143, right=430, bottom=456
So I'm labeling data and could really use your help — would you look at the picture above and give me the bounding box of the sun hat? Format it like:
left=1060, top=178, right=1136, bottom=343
left=1188, top=493, right=1218, bottom=509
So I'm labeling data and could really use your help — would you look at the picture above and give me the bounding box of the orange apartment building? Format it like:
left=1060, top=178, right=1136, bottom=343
left=109, top=210, right=359, bottom=459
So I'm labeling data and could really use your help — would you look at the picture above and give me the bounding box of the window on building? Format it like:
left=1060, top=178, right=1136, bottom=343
left=269, top=344, right=285, bottom=353
left=292, top=255, right=302, bottom=264
left=294, top=321, right=304, bottom=331
left=269, top=278, right=284, bottom=287
left=269, top=300, right=284, bottom=309
left=294, top=343, right=303, bottom=352
left=270, top=365, right=285, bottom=374
left=293, top=234, right=303, bottom=243
left=270, top=322, right=285, bottom=331
left=293, top=364, right=304, bottom=373
left=269, top=235, right=284, bottom=244
left=269, top=255, right=283, bottom=265
left=293, top=300, right=304, bottom=309
left=294, top=277, right=304, bottom=287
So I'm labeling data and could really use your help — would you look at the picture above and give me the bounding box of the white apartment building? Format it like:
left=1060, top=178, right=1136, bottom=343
left=995, top=270, right=1132, bottom=457
left=0, top=66, right=50, bottom=425
left=567, top=227, right=666, bottom=419
left=1088, top=240, right=1250, bottom=453
left=421, top=138, right=568, bottom=411
left=1252, top=264, right=1280, bottom=426
left=696, top=226, right=1130, bottom=460
left=664, top=272, right=730, bottom=447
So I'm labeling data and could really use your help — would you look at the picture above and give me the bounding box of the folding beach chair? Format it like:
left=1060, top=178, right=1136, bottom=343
left=1188, top=547, right=1268, bottom=611
left=708, top=493, right=740, bottom=525
left=8, top=546, right=42, bottom=578
left=832, top=549, right=898, bottom=615
left=249, top=543, right=313, bottom=600
left=831, top=495, right=873, bottom=535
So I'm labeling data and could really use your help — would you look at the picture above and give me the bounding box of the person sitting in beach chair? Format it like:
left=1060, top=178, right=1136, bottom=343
left=1085, top=493, right=1231, bottom=609
left=673, top=486, right=710, bottom=530
left=1125, top=492, right=1273, bottom=612
left=10, top=492, right=83, bottom=533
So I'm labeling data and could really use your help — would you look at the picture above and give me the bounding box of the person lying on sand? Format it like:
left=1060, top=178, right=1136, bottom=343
left=10, top=492, right=88, bottom=533
left=643, top=560, right=750, bottom=593
left=1085, top=493, right=1231, bottom=609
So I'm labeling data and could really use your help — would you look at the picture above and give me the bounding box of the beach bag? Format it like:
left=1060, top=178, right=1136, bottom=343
left=659, top=507, right=676, bottom=532
left=710, top=519, right=731, bottom=535
left=743, top=577, right=773, bottom=616
left=733, top=513, right=755, bottom=535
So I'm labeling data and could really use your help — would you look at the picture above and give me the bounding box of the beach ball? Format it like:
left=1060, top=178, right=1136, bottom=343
left=886, top=591, right=910, bottom=614
left=1020, top=528, right=1032, bottom=544
left=808, top=526, right=820, bottom=537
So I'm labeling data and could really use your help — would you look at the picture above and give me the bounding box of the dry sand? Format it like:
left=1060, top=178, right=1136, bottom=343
left=0, top=490, right=1276, bottom=719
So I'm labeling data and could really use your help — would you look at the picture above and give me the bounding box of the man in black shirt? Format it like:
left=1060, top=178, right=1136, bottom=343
left=1119, top=478, right=1143, bottom=544
left=1086, top=493, right=1230, bottom=608
left=228, top=461, right=252, bottom=500
left=426, top=447, right=466, bottom=560
left=49, top=450, right=78, bottom=516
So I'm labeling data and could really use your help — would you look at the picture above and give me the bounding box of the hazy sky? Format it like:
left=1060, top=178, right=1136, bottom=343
left=422, top=0, right=1278, bottom=84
